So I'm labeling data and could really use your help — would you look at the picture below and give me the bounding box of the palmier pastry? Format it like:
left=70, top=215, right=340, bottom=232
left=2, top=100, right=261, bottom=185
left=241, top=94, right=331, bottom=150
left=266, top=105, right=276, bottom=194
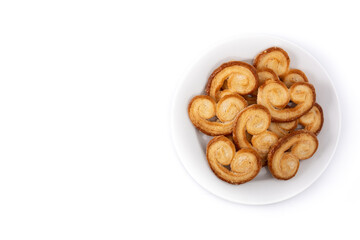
left=257, top=68, right=279, bottom=88
left=253, top=47, right=290, bottom=78
left=268, top=130, right=318, bottom=180
left=281, top=69, right=309, bottom=88
left=188, top=94, right=247, bottom=136
left=232, top=105, right=278, bottom=165
left=206, top=61, right=259, bottom=101
left=257, top=79, right=316, bottom=122
left=252, top=68, right=279, bottom=96
left=299, top=103, right=324, bottom=135
left=268, top=120, right=298, bottom=138
left=206, top=136, right=261, bottom=184
left=216, top=89, right=235, bottom=100
left=251, top=131, right=278, bottom=165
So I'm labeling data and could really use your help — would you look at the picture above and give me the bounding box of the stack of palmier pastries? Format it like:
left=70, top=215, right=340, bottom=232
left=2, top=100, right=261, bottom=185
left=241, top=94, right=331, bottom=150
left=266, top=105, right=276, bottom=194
left=188, top=47, right=323, bottom=184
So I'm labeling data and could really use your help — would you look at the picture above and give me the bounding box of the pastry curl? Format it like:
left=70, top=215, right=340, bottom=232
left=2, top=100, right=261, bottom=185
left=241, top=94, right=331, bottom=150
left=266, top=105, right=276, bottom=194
left=233, top=105, right=278, bottom=165
left=216, top=94, right=248, bottom=122
left=220, top=68, right=269, bottom=105
left=281, top=69, right=308, bottom=88
left=251, top=130, right=278, bottom=165
left=268, top=120, right=298, bottom=138
left=253, top=47, right=290, bottom=78
left=251, top=68, right=279, bottom=96
left=206, top=136, right=261, bottom=184
left=188, top=94, right=247, bottom=136
left=299, top=103, right=324, bottom=135
left=257, top=79, right=316, bottom=122
left=206, top=61, right=259, bottom=101
left=257, top=68, right=279, bottom=87
left=216, top=89, right=234, bottom=100
left=268, top=130, right=318, bottom=180
left=233, top=105, right=271, bottom=148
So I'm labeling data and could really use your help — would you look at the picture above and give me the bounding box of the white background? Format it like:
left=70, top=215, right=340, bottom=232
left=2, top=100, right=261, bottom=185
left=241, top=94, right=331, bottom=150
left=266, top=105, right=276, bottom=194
left=0, top=0, right=358, bottom=239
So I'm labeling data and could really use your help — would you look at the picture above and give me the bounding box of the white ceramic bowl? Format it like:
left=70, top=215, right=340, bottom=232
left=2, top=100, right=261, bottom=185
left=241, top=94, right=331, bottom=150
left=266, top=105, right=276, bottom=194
left=171, top=34, right=341, bottom=205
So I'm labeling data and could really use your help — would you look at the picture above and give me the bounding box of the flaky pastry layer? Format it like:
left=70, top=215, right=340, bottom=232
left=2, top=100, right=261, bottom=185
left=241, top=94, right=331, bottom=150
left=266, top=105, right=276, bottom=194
left=232, top=105, right=278, bottom=165
left=281, top=69, right=308, bottom=88
left=257, top=68, right=279, bottom=88
left=253, top=47, right=290, bottom=78
left=206, top=61, right=259, bottom=101
left=206, top=136, right=261, bottom=184
left=299, top=103, right=323, bottom=135
left=188, top=94, right=247, bottom=136
left=268, top=130, right=318, bottom=180
left=257, top=80, right=316, bottom=122
left=268, top=120, right=298, bottom=138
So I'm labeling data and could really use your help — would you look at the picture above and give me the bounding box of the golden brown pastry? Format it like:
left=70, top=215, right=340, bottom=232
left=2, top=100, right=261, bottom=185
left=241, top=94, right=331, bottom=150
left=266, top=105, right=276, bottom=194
left=206, top=61, right=259, bottom=101
left=232, top=104, right=278, bottom=165
left=206, top=136, right=261, bottom=184
left=216, top=89, right=235, bottom=100
left=257, top=68, right=279, bottom=88
left=251, top=68, right=279, bottom=96
left=281, top=69, right=309, bottom=88
left=268, top=120, right=298, bottom=138
left=251, top=130, right=278, bottom=165
left=268, top=130, right=318, bottom=180
left=186, top=46, right=324, bottom=185
left=257, top=79, right=316, bottom=122
left=299, top=103, right=323, bottom=135
left=253, top=47, right=290, bottom=78
left=188, top=94, right=247, bottom=136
